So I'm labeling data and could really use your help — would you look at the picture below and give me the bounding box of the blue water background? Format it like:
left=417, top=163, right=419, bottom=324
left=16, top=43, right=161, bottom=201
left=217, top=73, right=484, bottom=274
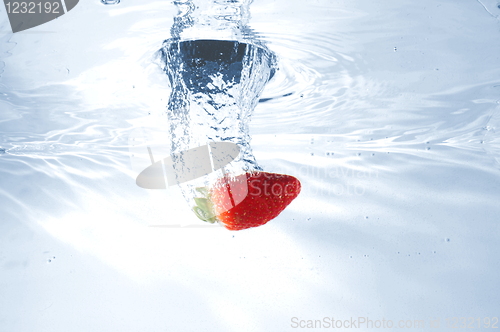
left=1, top=0, right=500, bottom=331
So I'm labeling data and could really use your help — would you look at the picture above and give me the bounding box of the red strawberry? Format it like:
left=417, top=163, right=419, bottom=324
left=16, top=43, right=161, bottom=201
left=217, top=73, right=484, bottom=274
left=192, top=172, right=301, bottom=231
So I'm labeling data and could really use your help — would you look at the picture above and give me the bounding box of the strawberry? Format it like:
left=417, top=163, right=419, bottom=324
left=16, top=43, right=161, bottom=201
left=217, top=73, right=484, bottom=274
left=192, top=171, right=301, bottom=231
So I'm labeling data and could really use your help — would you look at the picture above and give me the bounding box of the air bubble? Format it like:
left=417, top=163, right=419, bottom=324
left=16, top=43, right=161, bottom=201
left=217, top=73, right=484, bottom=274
left=101, top=0, right=120, bottom=4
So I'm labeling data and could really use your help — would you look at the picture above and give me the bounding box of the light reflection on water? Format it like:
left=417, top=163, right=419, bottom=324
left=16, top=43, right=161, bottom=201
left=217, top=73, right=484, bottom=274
left=1, top=0, right=500, bottom=330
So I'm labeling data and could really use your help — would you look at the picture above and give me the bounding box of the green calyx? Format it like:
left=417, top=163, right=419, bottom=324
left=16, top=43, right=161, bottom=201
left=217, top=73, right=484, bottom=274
left=192, top=187, right=217, bottom=224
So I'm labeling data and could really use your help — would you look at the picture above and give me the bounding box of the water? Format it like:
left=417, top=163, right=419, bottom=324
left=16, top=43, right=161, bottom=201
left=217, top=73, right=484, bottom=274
left=152, top=0, right=277, bottom=213
left=1, top=0, right=500, bottom=331
left=158, top=40, right=274, bottom=159
left=156, top=39, right=276, bottom=209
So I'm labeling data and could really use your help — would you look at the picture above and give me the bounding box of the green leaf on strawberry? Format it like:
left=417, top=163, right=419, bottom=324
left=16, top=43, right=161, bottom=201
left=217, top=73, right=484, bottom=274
left=192, top=196, right=217, bottom=223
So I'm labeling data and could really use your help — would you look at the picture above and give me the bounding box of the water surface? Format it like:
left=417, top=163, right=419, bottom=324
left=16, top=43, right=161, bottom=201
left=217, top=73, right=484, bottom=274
left=1, top=0, right=499, bottom=331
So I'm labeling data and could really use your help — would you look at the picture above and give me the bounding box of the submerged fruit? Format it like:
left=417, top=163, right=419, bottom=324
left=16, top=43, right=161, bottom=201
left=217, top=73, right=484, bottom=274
left=193, top=172, right=301, bottom=231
